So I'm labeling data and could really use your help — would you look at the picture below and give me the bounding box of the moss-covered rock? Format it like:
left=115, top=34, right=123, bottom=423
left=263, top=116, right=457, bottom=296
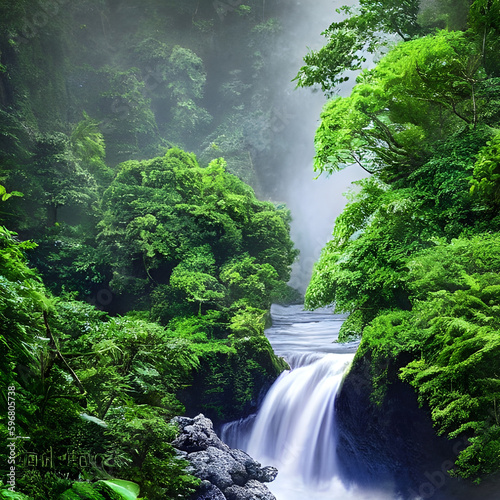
left=180, top=334, right=287, bottom=424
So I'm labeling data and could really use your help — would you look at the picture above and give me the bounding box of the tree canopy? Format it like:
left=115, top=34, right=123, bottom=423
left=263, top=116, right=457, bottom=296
left=304, top=0, right=500, bottom=483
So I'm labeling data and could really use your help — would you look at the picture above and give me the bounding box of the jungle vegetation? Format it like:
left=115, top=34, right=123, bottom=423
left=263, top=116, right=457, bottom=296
left=0, top=1, right=298, bottom=498
left=302, top=0, right=500, bottom=483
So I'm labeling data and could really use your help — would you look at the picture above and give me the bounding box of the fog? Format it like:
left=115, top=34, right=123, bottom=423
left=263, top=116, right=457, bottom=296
left=256, top=0, right=367, bottom=292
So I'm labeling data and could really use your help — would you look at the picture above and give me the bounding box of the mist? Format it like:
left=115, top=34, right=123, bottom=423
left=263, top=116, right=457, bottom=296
left=255, top=0, right=367, bottom=292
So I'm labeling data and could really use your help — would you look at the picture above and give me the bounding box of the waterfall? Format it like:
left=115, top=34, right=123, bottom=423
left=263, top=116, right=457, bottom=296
left=247, top=353, right=354, bottom=485
left=220, top=304, right=390, bottom=499
left=221, top=306, right=497, bottom=499
left=222, top=346, right=397, bottom=499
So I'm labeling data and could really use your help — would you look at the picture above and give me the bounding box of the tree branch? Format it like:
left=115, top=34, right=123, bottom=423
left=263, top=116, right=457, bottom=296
left=350, top=152, right=375, bottom=175
left=43, top=311, right=87, bottom=397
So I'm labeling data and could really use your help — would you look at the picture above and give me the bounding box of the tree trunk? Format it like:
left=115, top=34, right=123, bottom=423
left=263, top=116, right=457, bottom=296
left=47, top=203, right=58, bottom=226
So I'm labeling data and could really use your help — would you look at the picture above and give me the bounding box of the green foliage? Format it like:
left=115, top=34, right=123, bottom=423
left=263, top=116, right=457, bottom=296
left=186, top=325, right=288, bottom=421
left=0, top=4, right=304, bottom=499
left=99, top=479, right=140, bottom=500
left=3, top=296, right=201, bottom=500
left=29, top=223, right=109, bottom=297
left=0, top=488, right=31, bottom=499
left=469, top=0, right=500, bottom=76
left=8, top=472, right=71, bottom=500
left=350, top=234, right=500, bottom=481
left=305, top=177, right=432, bottom=316
left=337, top=309, right=366, bottom=342
left=71, top=113, right=113, bottom=186
left=0, top=184, right=22, bottom=202
left=358, top=309, right=421, bottom=403
left=304, top=4, right=500, bottom=480
left=59, top=479, right=141, bottom=500
left=103, top=405, right=199, bottom=498
left=99, top=149, right=297, bottom=317
left=0, top=225, right=45, bottom=380
left=294, top=0, right=423, bottom=93
left=313, top=31, right=484, bottom=182
left=15, top=132, right=99, bottom=227
left=168, top=46, right=206, bottom=100
left=0, top=137, right=292, bottom=497
left=471, top=130, right=500, bottom=207
left=294, top=0, right=482, bottom=95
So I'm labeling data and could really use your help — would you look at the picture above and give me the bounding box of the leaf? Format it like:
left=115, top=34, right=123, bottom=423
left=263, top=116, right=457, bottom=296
left=98, top=480, right=140, bottom=500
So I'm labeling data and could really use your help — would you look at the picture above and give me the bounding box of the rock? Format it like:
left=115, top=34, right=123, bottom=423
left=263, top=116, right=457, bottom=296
left=229, top=449, right=261, bottom=480
left=173, top=414, right=278, bottom=500
left=189, top=446, right=248, bottom=490
left=172, top=413, right=230, bottom=453
left=227, top=450, right=277, bottom=483
left=195, top=480, right=226, bottom=500
left=257, top=466, right=278, bottom=483
left=224, top=480, right=277, bottom=500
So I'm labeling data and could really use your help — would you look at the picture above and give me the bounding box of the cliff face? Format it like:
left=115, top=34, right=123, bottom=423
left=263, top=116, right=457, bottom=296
left=335, top=355, right=500, bottom=500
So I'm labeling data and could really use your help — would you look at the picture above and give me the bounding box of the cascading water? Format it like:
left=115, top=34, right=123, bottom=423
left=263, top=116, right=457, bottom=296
left=221, top=305, right=500, bottom=500
left=222, top=305, right=397, bottom=499
left=247, top=353, right=353, bottom=485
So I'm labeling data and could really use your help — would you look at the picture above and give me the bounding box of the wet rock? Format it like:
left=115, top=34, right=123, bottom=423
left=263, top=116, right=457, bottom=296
left=172, top=413, right=277, bottom=500
left=188, top=446, right=248, bottom=490
left=228, top=449, right=261, bottom=480
left=257, top=466, right=278, bottom=483
left=224, top=480, right=276, bottom=500
left=172, top=414, right=230, bottom=453
left=195, top=480, right=226, bottom=500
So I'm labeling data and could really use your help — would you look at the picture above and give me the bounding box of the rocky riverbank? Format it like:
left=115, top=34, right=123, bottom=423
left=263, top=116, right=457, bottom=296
left=172, top=414, right=277, bottom=500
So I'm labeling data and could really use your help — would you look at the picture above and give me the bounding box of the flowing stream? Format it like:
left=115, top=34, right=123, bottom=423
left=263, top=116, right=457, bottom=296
left=221, top=304, right=399, bottom=499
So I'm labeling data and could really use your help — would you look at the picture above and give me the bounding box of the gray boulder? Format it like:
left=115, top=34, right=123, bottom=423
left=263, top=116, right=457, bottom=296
left=172, top=414, right=229, bottom=453
left=195, top=480, right=226, bottom=500
left=257, top=466, right=278, bottom=483
left=228, top=450, right=277, bottom=483
left=188, top=446, right=248, bottom=490
left=224, top=480, right=277, bottom=500
left=172, top=413, right=277, bottom=500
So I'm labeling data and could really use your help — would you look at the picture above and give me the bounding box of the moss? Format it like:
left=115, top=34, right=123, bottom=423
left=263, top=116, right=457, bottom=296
left=338, top=309, right=370, bottom=342
left=180, top=333, right=287, bottom=423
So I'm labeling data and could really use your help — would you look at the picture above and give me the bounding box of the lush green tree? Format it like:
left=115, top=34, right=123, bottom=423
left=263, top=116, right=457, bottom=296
left=294, top=0, right=422, bottom=94
left=469, top=0, right=500, bottom=76
left=301, top=0, right=500, bottom=486
left=166, top=45, right=212, bottom=139
left=98, top=148, right=297, bottom=316
left=294, top=0, right=475, bottom=95
left=170, top=260, right=226, bottom=315
left=27, top=132, right=98, bottom=226
left=306, top=125, right=490, bottom=339
left=305, top=178, right=427, bottom=336
left=71, top=112, right=113, bottom=186
left=313, top=31, right=484, bottom=183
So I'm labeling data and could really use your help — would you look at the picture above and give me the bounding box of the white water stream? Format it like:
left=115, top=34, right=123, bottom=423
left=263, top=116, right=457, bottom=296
left=222, top=304, right=397, bottom=499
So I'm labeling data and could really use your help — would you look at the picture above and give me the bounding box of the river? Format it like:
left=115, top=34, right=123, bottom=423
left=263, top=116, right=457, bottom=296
left=221, top=304, right=500, bottom=500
